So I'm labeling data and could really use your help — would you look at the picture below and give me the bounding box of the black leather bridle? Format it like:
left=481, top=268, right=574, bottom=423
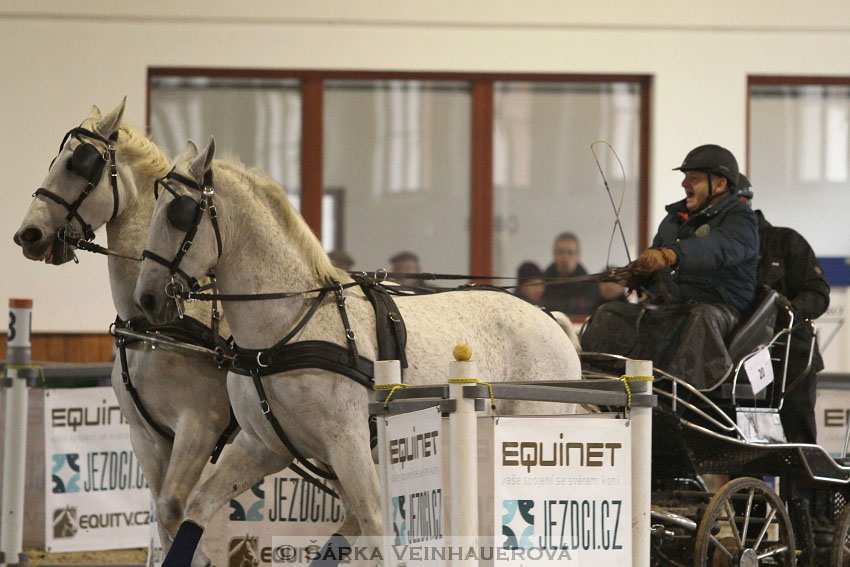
left=141, top=168, right=223, bottom=299
left=34, top=127, right=120, bottom=242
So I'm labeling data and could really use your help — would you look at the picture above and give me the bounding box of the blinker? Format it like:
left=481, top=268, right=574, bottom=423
left=167, top=195, right=200, bottom=232
left=67, top=143, right=106, bottom=183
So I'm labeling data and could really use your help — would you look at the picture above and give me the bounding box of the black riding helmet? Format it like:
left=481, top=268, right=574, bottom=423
left=736, top=173, right=753, bottom=200
left=673, top=144, right=740, bottom=194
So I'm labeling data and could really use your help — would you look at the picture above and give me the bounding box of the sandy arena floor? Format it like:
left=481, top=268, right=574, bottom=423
left=24, top=547, right=148, bottom=566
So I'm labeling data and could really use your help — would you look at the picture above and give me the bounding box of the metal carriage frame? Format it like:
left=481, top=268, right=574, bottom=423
left=578, top=289, right=850, bottom=567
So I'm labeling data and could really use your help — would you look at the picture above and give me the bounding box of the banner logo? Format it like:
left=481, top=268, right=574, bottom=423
left=53, top=506, right=78, bottom=539
left=228, top=536, right=260, bottom=567
left=51, top=453, right=81, bottom=494
left=502, top=500, right=535, bottom=549
left=391, top=495, right=407, bottom=545
left=229, top=481, right=264, bottom=522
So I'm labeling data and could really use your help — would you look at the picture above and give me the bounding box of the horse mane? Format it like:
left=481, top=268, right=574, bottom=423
left=80, top=116, right=171, bottom=181
left=213, top=159, right=345, bottom=286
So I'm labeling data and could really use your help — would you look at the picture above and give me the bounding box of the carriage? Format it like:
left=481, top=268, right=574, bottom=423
left=580, top=287, right=850, bottom=566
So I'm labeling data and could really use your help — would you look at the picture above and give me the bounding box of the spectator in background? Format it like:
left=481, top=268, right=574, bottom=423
left=541, top=232, right=601, bottom=316
left=514, top=261, right=545, bottom=306
left=389, top=251, right=425, bottom=288
left=738, top=174, right=830, bottom=444
left=328, top=249, right=354, bottom=271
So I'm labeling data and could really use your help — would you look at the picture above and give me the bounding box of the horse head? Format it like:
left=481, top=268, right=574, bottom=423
left=14, top=99, right=128, bottom=264
left=228, top=535, right=259, bottom=567
left=135, top=137, right=219, bottom=325
left=53, top=507, right=78, bottom=538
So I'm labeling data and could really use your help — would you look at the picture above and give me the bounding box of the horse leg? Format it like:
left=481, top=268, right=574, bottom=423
left=113, top=358, right=173, bottom=556
left=155, top=418, right=224, bottom=567
left=125, top=420, right=173, bottom=555
left=314, top=433, right=382, bottom=567
left=163, top=430, right=291, bottom=567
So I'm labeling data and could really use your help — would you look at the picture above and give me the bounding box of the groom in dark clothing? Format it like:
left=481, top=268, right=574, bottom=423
left=541, top=232, right=601, bottom=317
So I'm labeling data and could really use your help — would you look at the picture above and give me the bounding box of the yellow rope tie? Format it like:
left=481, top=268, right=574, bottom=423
left=373, top=383, right=408, bottom=408
left=6, top=364, right=46, bottom=387
left=620, top=374, right=653, bottom=411
left=448, top=378, right=496, bottom=410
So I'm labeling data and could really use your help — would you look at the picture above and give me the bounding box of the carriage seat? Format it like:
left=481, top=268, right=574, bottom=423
left=725, top=286, right=780, bottom=364
left=710, top=286, right=781, bottom=401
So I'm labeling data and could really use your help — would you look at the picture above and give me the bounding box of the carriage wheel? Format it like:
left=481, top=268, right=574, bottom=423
left=693, top=477, right=796, bottom=567
left=830, top=505, right=850, bottom=567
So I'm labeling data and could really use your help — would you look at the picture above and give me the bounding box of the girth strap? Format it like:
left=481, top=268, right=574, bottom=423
left=249, top=368, right=339, bottom=483
left=116, top=333, right=175, bottom=442
left=209, top=406, right=238, bottom=465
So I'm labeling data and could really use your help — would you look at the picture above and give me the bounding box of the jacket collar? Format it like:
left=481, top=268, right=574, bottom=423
left=665, top=192, right=739, bottom=220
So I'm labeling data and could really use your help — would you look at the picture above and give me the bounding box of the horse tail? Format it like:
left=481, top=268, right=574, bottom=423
left=550, top=311, right=581, bottom=352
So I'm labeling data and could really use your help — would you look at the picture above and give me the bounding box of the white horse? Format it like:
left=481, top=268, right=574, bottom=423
left=134, top=138, right=581, bottom=565
left=13, top=101, right=245, bottom=564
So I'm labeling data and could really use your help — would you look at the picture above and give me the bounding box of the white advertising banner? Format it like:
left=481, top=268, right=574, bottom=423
left=380, top=407, right=445, bottom=567
left=493, top=416, right=632, bottom=567
left=815, top=383, right=850, bottom=456
left=149, top=467, right=345, bottom=567
left=44, top=387, right=150, bottom=552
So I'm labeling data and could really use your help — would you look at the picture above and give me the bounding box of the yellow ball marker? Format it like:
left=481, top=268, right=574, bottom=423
left=453, top=343, right=472, bottom=362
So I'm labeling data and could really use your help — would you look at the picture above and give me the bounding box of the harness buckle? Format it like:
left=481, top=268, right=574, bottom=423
left=346, top=329, right=356, bottom=341
left=121, top=371, right=130, bottom=385
left=256, top=351, right=270, bottom=368
left=375, top=268, right=388, bottom=282
left=199, top=199, right=208, bottom=211
left=208, top=204, right=218, bottom=219
left=260, top=400, right=271, bottom=415
left=164, top=277, right=184, bottom=299
left=213, top=346, right=226, bottom=368
left=181, top=240, right=193, bottom=253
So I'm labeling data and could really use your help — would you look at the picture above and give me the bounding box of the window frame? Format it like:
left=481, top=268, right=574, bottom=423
left=148, top=67, right=651, bottom=276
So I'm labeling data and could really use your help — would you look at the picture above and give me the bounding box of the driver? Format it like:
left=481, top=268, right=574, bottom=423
left=582, top=144, right=758, bottom=389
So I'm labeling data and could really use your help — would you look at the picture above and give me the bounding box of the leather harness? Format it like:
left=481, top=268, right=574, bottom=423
left=228, top=276, right=408, bottom=482
left=113, top=315, right=239, bottom=464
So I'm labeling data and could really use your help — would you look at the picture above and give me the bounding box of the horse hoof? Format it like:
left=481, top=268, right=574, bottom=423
left=309, top=533, right=351, bottom=567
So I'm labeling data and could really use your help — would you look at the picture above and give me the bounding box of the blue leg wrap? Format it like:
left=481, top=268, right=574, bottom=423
left=163, top=521, right=204, bottom=567
left=309, top=533, right=352, bottom=567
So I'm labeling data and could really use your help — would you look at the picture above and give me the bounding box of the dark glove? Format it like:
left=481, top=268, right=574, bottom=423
left=632, top=248, right=678, bottom=272
left=775, top=293, right=792, bottom=311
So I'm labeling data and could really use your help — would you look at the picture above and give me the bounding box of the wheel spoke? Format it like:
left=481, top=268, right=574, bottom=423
left=751, top=506, right=777, bottom=552
left=843, top=542, right=850, bottom=556
left=724, top=500, right=744, bottom=550
left=709, top=534, right=735, bottom=559
left=757, top=544, right=788, bottom=560
left=740, top=487, right=755, bottom=546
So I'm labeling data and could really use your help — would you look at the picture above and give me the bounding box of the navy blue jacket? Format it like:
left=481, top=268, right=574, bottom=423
left=649, top=193, right=758, bottom=313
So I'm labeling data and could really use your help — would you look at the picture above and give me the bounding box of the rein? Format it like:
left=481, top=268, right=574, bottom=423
left=174, top=266, right=641, bottom=303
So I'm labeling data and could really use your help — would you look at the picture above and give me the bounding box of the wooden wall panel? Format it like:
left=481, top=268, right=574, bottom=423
left=0, top=333, right=114, bottom=363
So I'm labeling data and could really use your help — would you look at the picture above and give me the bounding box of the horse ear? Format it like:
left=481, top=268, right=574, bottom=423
left=190, top=136, right=215, bottom=180
left=185, top=140, right=199, bottom=159
left=96, top=97, right=126, bottom=137
left=88, top=105, right=102, bottom=120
